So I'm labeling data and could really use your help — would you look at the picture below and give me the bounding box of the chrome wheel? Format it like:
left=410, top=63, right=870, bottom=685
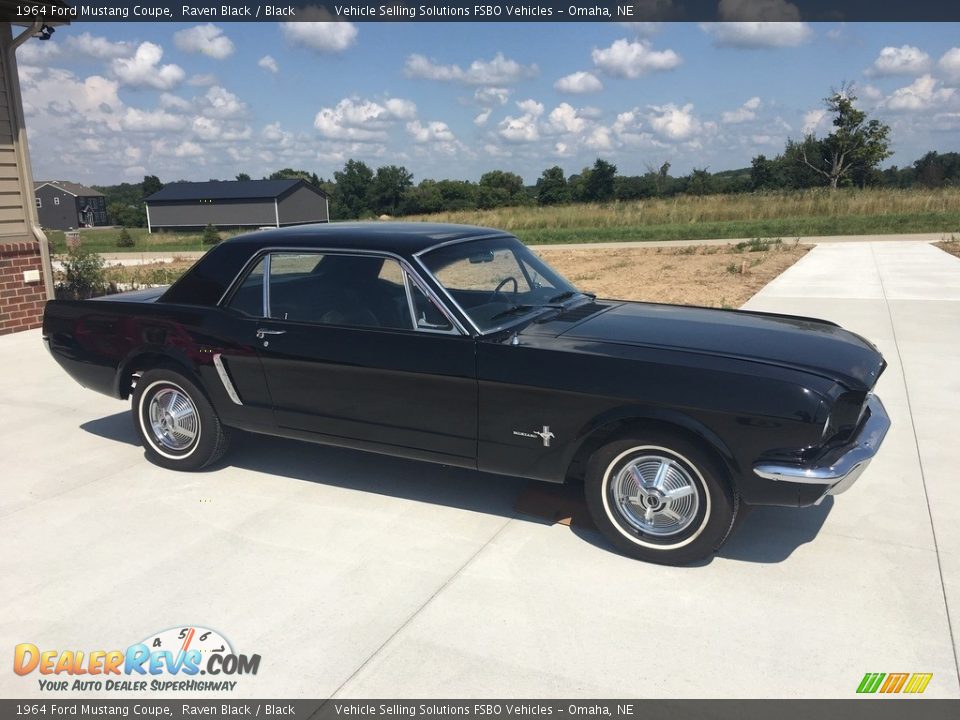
left=611, top=454, right=700, bottom=537
left=147, top=387, right=198, bottom=452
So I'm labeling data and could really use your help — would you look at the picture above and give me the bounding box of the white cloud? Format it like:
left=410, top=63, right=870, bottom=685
left=647, top=103, right=702, bottom=140
left=405, top=52, right=538, bottom=85
left=258, top=55, right=279, bottom=74
left=174, top=141, right=204, bottom=158
left=585, top=126, right=614, bottom=151
left=16, top=41, right=61, bottom=65
left=159, top=93, right=191, bottom=111
left=554, top=71, right=603, bottom=94
left=718, top=0, right=802, bottom=21
left=618, top=22, right=663, bottom=36
left=474, top=109, right=493, bottom=126
left=802, top=108, right=827, bottom=134
left=883, top=75, right=956, bottom=112
left=939, top=48, right=960, bottom=84
left=187, top=74, right=218, bottom=87
left=173, top=24, right=235, bottom=60
left=474, top=86, right=511, bottom=106
left=192, top=117, right=222, bottom=141
left=201, top=86, right=246, bottom=118
left=313, top=96, right=416, bottom=141
left=20, top=69, right=124, bottom=130
left=280, top=22, right=358, bottom=53
left=701, top=2, right=812, bottom=49
left=866, top=45, right=931, bottom=77
left=721, top=96, right=761, bottom=123
left=591, top=39, right=681, bottom=79
left=544, top=103, right=588, bottom=134
left=112, top=42, right=185, bottom=90
left=121, top=108, right=187, bottom=132
left=498, top=99, right=544, bottom=142
left=406, top=120, right=456, bottom=143
left=67, top=33, right=135, bottom=60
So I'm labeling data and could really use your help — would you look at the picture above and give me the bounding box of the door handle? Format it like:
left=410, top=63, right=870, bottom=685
left=256, top=328, right=286, bottom=340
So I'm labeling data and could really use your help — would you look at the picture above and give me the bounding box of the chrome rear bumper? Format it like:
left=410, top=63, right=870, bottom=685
left=753, top=395, right=890, bottom=501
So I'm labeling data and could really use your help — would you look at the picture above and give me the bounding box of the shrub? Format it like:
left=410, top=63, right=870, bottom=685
left=202, top=224, right=221, bottom=245
left=116, top=227, right=134, bottom=248
left=57, top=247, right=106, bottom=299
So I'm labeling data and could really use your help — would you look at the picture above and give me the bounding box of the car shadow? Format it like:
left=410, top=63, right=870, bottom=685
left=81, top=412, right=832, bottom=565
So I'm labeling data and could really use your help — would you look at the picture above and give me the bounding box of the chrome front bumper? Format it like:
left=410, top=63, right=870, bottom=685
left=753, top=395, right=890, bottom=502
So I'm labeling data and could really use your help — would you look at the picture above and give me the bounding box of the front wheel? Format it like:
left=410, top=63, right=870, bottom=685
left=132, top=368, right=231, bottom=471
left=585, top=431, right=737, bottom=565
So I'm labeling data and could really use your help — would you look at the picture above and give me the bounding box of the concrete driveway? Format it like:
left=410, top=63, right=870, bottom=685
left=1, top=240, right=958, bottom=699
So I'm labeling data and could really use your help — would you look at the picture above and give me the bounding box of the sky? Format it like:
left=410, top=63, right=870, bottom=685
left=15, top=20, right=960, bottom=187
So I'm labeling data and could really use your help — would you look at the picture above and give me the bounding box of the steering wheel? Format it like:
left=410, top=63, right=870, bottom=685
left=488, top=276, right=519, bottom=304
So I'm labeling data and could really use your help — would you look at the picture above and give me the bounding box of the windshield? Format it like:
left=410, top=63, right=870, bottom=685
left=419, top=236, right=583, bottom=332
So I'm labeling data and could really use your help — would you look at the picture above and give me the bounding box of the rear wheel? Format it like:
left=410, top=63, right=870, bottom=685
left=585, top=431, right=737, bottom=565
left=132, top=368, right=231, bottom=471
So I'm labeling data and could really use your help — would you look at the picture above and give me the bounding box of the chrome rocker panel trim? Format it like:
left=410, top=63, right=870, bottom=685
left=752, top=395, right=890, bottom=497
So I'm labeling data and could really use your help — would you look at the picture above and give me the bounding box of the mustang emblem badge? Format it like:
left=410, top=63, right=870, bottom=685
left=513, top=425, right=555, bottom=447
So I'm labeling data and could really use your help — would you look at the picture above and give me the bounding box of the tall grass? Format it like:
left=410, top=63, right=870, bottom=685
left=402, top=188, right=960, bottom=241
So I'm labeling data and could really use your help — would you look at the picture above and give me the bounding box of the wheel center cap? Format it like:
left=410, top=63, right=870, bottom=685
left=644, top=493, right=664, bottom=510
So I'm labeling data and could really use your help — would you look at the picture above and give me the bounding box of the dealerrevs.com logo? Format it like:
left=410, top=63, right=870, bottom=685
left=857, top=672, right=933, bottom=694
left=13, top=626, right=261, bottom=692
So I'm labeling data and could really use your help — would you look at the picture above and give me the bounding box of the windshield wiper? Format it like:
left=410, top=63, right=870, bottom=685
left=546, top=290, right=595, bottom=304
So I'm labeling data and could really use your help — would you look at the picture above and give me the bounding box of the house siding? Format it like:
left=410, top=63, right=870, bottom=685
left=148, top=198, right=277, bottom=230
left=0, top=25, right=46, bottom=334
left=35, top=185, right=78, bottom=230
left=277, top=185, right=329, bottom=225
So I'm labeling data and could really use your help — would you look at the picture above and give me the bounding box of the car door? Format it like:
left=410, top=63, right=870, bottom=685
left=245, top=250, right=478, bottom=466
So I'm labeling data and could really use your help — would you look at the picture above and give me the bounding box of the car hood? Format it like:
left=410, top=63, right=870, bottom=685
left=541, top=301, right=886, bottom=391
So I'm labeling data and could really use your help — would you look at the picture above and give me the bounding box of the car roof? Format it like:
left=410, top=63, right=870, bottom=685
left=222, top=221, right=512, bottom=256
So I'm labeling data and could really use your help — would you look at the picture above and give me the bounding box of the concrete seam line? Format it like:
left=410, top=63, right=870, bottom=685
left=869, top=241, right=960, bottom=688
left=316, top=514, right=517, bottom=710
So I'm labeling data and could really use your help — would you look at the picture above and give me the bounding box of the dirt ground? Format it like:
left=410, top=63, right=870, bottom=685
left=535, top=240, right=811, bottom=308
left=934, top=240, right=960, bottom=260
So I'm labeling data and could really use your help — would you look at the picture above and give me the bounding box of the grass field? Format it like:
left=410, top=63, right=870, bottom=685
left=48, top=188, right=960, bottom=253
left=404, top=188, right=960, bottom=245
left=46, top=227, right=225, bottom=254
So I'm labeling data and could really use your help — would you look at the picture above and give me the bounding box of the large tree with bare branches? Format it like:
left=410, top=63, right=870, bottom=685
left=787, top=86, right=892, bottom=189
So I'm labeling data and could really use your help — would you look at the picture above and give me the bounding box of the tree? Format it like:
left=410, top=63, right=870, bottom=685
left=535, top=166, right=570, bottom=205
left=478, top=170, right=526, bottom=208
left=268, top=168, right=321, bottom=187
left=235, top=172, right=251, bottom=182
left=116, top=227, right=134, bottom=248
left=370, top=165, right=413, bottom=215
left=750, top=155, right=776, bottom=191
left=791, top=85, right=892, bottom=189
left=685, top=167, right=713, bottom=196
left=202, top=223, right=221, bottom=245
left=332, top=159, right=374, bottom=219
left=141, top=175, right=163, bottom=199
left=585, top=158, right=617, bottom=201
left=645, top=161, right=671, bottom=196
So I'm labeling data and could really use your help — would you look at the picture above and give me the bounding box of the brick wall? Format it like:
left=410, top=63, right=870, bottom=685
left=0, top=241, right=46, bottom=335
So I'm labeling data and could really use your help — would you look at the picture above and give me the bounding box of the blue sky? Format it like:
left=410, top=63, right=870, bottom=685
left=16, top=21, right=960, bottom=186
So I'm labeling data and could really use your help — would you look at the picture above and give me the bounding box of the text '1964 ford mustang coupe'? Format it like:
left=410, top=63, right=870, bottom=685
left=43, top=223, right=890, bottom=564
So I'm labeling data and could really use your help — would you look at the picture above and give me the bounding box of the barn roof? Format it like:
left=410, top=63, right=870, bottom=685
left=145, top=179, right=325, bottom=203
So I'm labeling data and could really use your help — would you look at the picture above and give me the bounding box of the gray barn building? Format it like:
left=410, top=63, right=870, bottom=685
left=34, top=181, right=108, bottom=231
left=145, top=179, right=329, bottom=233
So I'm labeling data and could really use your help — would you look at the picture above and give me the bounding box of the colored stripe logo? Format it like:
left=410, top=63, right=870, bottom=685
left=857, top=672, right=932, bottom=694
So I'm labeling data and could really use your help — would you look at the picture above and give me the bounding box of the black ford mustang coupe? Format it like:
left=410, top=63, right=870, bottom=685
left=43, top=223, right=890, bottom=565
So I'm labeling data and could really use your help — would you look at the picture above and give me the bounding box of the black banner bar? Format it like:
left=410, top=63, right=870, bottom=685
left=2, top=700, right=960, bottom=720
left=2, top=0, right=960, bottom=23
